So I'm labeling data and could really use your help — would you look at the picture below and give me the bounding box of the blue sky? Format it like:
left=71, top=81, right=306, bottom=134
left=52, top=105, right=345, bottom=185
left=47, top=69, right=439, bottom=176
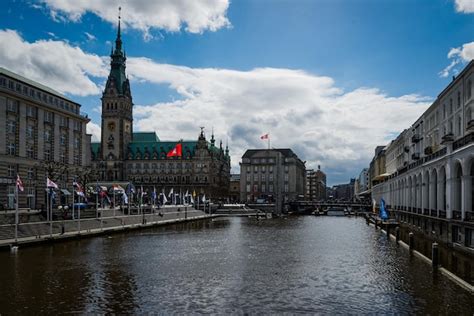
left=1, top=0, right=473, bottom=185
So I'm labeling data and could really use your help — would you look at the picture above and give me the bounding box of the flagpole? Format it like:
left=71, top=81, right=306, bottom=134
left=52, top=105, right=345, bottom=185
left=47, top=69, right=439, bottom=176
left=113, top=185, right=116, bottom=217
left=46, top=172, right=49, bottom=222
left=78, top=191, right=81, bottom=234
left=15, top=177, right=18, bottom=243
left=72, top=180, right=75, bottom=224
left=49, top=187, right=52, bottom=238
left=96, top=180, right=99, bottom=219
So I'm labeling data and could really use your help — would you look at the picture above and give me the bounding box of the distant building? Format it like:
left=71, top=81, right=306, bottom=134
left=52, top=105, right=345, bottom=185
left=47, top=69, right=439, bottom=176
left=240, top=149, right=306, bottom=212
left=306, top=165, right=326, bottom=201
left=229, top=173, right=240, bottom=203
left=0, top=67, right=91, bottom=209
left=369, top=146, right=387, bottom=188
left=333, top=178, right=356, bottom=201
left=355, top=168, right=370, bottom=198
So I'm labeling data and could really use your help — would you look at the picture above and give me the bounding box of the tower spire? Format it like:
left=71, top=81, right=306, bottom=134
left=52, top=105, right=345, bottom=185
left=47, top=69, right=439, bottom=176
left=115, top=6, right=122, bottom=52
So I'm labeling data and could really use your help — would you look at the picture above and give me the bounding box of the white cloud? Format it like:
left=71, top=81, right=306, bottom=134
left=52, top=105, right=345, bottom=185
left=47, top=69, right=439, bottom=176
left=125, top=58, right=430, bottom=184
left=440, top=41, right=474, bottom=77
left=454, top=0, right=474, bottom=13
left=84, top=31, right=96, bottom=41
left=86, top=121, right=101, bottom=142
left=0, top=30, right=430, bottom=183
left=0, top=29, right=107, bottom=96
left=37, top=0, right=231, bottom=39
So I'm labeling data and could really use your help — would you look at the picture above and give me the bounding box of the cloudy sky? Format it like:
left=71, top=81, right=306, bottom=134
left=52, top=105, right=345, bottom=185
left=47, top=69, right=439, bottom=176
left=1, top=0, right=473, bottom=185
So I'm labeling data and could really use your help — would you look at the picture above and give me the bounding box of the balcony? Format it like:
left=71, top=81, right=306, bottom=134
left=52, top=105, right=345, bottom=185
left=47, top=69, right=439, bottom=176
left=466, top=119, right=474, bottom=132
left=441, top=133, right=454, bottom=144
left=423, top=146, right=433, bottom=155
left=403, top=146, right=410, bottom=153
left=411, top=134, right=421, bottom=143
left=465, top=211, right=474, bottom=222
left=452, top=210, right=462, bottom=220
left=438, top=210, right=446, bottom=218
left=411, top=152, right=420, bottom=160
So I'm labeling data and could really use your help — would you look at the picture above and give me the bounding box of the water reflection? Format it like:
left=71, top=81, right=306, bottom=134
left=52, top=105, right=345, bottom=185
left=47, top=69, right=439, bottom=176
left=0, top=217, right=472, bottom=314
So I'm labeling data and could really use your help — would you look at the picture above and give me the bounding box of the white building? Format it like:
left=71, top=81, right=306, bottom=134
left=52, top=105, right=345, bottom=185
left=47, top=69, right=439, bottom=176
left=372, top=60, right=474, bottom=222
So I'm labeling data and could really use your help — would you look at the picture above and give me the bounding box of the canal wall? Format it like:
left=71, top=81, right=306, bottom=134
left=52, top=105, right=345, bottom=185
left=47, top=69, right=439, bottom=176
left=0, top=207, right=217, bottom=251
left=367, top=216, right=474, bottom=292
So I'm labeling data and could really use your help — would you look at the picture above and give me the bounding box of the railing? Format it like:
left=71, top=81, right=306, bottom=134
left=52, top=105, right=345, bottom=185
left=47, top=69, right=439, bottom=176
left=411, top=134, right=421, bottom=143
left=441, top=133, right=454, bottom=144
left=453, top=132, right=474, bottom=151
left=412, top=153, right=420, bottom=160
left=430, top=209, right=437, bottom=217
left=438, top=210, right=446, bottom=218
left=423, top=208, right=429, bottom=215
left=452, top=210, right=462, bottom=220
left=465, top=211, right=473, bottom=222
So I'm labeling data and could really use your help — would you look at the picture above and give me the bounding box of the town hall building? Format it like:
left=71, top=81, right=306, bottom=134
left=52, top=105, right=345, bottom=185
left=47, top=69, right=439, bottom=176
left=91, top=15, right=231, bottom=200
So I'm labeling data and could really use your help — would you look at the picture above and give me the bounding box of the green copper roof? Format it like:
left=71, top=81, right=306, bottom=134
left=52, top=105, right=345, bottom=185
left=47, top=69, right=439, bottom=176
left=133, top=132, right=160, bottom=142
left=91, top=132, right=229, bottom=161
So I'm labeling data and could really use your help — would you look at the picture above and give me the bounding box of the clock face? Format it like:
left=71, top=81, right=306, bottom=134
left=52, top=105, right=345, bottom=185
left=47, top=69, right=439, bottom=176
left=108, top=122, right=115, bottom=131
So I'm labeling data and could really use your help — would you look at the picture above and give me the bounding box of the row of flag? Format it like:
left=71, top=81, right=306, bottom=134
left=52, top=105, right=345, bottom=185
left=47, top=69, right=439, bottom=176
left=16, top=174, right=209, bottom=205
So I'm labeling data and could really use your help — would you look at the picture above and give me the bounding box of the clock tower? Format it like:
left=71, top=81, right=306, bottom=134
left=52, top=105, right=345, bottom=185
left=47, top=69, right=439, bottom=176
left=100, top=8, right=133, bottom=180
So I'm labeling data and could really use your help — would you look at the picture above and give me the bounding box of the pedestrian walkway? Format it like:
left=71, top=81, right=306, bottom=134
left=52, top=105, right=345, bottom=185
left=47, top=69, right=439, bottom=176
left=0, top=207, right=214, bottom=249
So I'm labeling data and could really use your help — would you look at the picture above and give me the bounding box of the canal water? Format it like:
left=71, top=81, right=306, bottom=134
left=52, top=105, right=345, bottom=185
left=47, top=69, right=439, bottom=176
left=0, top=217, right=472, bottom=314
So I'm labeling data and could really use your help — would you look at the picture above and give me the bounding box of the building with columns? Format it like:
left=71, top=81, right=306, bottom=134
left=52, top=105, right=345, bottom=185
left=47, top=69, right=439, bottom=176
left=371, top=60, right=474, bottom=251
left=0, top=67, right=91, bottom=210
left=91, top=16, right=231, bottom=200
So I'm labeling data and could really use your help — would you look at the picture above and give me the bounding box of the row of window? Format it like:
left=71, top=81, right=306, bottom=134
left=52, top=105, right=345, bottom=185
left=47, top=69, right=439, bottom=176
left=1, top=76, right=80, bottom=115
left=242, top=158, right=276, bottom=164
left=245, top=184, right=289, bottom=193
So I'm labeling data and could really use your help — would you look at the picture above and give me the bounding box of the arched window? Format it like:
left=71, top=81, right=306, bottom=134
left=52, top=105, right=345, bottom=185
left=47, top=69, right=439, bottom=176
left=468, top=80, right=472, bottom=99
left=457, top=116, right=462, bottom=136
left=457, top=91, right=461, bottom=108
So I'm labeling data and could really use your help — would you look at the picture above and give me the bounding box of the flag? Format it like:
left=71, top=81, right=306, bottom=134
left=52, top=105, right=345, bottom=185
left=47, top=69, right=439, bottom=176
left=190, top=195, right=194, bottom=204
left=162, top=192, right=168, bottom=204
left=16, top=174, right=24, bottom=192
left=73, top=177, right=85, bottom=197
left=122, top=193, right=128, bottom=204
left=166, top=143, right=182, bottom=158
left=113, top=184, right=125, bottom=192
left=140, top=185, right=145, bottom=197
left=193, top=190, right=196, bottom=197
left=379, top=198, right=389, bottom=220
left=168, top=188, right=174, bottom=198
left=372, top=198, right=376, bottom=214
left=152, top=187, right=157, bottom=201
left=202, top=194, right=206, bottom=203
left=47, top=177, right=58, bottom=189
left=260, top=133, right=269, bottom=140
left=126, top=183, right=135, bottom=194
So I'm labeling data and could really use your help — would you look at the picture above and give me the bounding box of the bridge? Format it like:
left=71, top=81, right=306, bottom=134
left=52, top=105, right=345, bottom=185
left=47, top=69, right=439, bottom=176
left=287, top=201, right=372, bottom=214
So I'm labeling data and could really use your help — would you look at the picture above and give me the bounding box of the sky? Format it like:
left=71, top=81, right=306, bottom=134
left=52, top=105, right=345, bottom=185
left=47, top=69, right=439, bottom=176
left=0, top=0, right=473, bottom=186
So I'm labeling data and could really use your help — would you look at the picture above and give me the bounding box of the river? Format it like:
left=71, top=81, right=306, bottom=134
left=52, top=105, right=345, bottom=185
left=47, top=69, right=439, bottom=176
left=0, top=216, right=472, bottom=314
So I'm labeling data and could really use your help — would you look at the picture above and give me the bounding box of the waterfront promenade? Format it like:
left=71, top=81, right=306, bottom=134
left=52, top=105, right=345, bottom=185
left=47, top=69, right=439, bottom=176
left=0, top=206, right=214, bottom=250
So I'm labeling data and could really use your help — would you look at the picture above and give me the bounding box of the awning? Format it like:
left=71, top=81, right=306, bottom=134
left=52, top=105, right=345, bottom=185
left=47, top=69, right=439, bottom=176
left=60, top=189, right=71, bottom=196
left=372, top=173, right=390, bottom=181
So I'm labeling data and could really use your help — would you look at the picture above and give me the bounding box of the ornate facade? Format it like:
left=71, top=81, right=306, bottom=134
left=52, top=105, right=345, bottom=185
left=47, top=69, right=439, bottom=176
left=91, top=17, right=231, bottom=200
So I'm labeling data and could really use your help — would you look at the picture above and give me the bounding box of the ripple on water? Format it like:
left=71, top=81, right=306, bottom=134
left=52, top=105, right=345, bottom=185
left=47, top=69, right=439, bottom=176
left=0, top=217, right=472, bottom=314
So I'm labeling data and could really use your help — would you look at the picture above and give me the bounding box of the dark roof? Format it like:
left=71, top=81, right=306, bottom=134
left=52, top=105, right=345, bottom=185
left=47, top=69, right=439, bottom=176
left=0, top=67, right=79, bottom=105
left=242, top=148, right=299, bottom=159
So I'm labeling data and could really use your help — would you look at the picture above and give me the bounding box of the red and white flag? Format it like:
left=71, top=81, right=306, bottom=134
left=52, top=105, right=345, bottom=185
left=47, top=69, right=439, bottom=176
left=47, top=177, right=58, bottom=189
left=260, top=133, right=269, bottom=140
left=16, top=174, right=24, bottom=192
left=167, top=143, right=182, bottom=158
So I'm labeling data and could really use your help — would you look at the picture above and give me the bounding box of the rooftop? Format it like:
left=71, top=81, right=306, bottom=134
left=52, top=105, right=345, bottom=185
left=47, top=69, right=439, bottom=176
left=0, top=66, right=79, bottom=106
